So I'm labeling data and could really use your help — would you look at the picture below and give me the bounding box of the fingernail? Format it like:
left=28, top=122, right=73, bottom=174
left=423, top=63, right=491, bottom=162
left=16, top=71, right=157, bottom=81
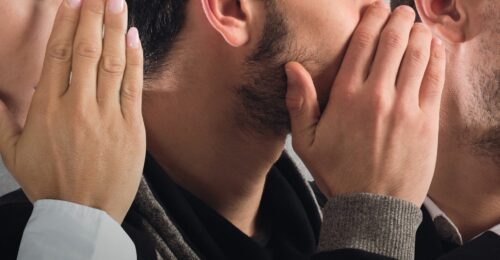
left=127, top=27, right=140, bottom=49
left=108, top=0, right=124, bottom=14
left=398, top=5, right=415, bottom=14
left=373, top=1, right=390, bottom=9
left=66, top=0, right=81, bottom=9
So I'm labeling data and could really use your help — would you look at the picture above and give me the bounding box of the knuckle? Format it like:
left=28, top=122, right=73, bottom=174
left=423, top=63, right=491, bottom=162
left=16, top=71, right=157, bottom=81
left=339, top=87, right=356, bottom=102
left=370, top=89, right=391, bottom=114
left=353, top=29, right=376, bottom=49
left=432, top=47, right=445, bottom=60
left=411, top=23, right=432, bottom=37
left=426, top=70, right=443, bottom=86
left=59, top=13, right=79, bottom=26
left=47, top=42, right=73, bottom=62
left=75, top=41, right=101, bottom=59
left=101, top=55, right=126, bottom=74
left=407, top=47, right=428, bottom=64
left=382, top=28, right=405, bottom=49
left=121, top=86, right=139, bottom=100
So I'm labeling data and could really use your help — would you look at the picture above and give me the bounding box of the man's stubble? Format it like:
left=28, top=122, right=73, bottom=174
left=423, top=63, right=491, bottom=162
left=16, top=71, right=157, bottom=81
left=235, top=1, right=313, bottom=138
left=464, top=3, right=500, bottom=164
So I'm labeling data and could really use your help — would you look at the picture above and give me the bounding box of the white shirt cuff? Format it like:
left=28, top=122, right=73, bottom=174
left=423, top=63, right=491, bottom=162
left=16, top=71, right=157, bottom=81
left=17, top=200, right=137, bottom=260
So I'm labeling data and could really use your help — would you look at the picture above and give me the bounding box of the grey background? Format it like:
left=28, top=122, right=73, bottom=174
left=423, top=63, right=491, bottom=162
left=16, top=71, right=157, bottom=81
left=0, top=0, right=392, bottom=196
left=0, top=159, right=18, bottom=196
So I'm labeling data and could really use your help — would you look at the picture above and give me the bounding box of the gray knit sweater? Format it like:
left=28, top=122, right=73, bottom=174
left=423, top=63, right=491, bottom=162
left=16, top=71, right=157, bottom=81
left=130, top=177, right=422, bottom=260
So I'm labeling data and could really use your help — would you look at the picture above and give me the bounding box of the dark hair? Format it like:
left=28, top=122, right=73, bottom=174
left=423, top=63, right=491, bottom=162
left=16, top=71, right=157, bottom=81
left=391, top=0, right=421, bottom=21
left=127, top=0, right=188, bottom=80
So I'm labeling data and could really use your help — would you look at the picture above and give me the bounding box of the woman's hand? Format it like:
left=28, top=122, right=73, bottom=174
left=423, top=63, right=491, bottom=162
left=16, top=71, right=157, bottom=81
left=0, top=0, right=145, bottom=223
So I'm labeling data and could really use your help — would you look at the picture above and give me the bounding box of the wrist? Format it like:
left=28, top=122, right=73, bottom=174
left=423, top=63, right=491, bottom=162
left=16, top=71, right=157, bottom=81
left=317, top=179, right=424, bottom=207
left=33, top=199, right=123, bottom=224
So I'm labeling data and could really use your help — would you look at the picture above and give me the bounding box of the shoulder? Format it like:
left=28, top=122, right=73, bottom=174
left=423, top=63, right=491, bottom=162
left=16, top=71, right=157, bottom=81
left=0, top=190, right=33, bottom=260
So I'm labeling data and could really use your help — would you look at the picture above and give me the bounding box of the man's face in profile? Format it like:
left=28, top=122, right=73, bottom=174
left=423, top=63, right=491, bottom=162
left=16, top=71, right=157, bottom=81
left=0, top=0, right=374, bottom=136
left=221, top=0, right=374, bottom=136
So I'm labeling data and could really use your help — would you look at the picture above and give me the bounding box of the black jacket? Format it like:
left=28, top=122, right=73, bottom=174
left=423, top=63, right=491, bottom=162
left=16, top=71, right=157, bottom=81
left=0, top=153, right=388, bottom=259
left=2, top=154, right=497, bottom=259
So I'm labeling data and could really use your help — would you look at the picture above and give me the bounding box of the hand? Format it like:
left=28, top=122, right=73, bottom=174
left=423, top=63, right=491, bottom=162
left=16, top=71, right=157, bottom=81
left=285, top=2, right=446, bottom=206
left=0, top=0, right=145, bottom=223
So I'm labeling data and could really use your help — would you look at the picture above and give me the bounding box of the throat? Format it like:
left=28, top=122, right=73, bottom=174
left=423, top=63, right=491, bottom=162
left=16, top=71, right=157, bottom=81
left=431, top=149, right=500, bottom=241
left=145, top=114, right=287, bottom=236
left=154, top=149, right=279, bottom=237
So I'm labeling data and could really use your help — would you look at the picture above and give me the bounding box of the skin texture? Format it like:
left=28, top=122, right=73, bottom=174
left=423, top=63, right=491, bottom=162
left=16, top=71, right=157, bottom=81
left=410, top=0, right=500, bottom=241
left=142, top=0, right=443, bottom=236
left=0, top=0, right=443, bottom=238
left=141, top=0, right=375, bottom=236
left=0, top=0, right=146, bottom=223
left=285, top=4, right=446, bottom=206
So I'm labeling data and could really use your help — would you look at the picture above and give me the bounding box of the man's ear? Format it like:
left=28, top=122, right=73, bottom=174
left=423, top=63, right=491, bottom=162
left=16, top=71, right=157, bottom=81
left=201, top=0, right=252, bottom=47
left=414, top=0, right=467, bottom=43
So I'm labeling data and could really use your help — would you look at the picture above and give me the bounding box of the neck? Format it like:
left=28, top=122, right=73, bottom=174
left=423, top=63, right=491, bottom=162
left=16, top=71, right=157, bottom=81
left=143, top=60, right=286, bottom=236
left=431, top=132, right=500, bottom=241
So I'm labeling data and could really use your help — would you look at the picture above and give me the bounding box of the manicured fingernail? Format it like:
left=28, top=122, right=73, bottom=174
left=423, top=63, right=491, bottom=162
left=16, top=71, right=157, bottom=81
left=108, top=0, right=124, bottom=14
left=66, top=0, right=81, bottom=9
left=127, top=27, right=140, bottom=48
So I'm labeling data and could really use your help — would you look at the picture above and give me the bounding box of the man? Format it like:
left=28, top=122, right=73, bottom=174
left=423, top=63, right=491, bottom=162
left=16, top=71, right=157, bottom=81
left=0, top=0, right=445, bottom=259
left=388, top=0, right=500, bottom=259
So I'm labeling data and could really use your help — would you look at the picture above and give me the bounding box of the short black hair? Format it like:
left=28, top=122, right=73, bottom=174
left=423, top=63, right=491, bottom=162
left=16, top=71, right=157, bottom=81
left=127, top=0, right=188, bottom=80
left=391, top=0, right=421, bottom=21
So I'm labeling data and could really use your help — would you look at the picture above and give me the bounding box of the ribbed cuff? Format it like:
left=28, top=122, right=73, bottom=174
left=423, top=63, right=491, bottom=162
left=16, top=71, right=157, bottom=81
left=319, top=193, right=422, bottom=260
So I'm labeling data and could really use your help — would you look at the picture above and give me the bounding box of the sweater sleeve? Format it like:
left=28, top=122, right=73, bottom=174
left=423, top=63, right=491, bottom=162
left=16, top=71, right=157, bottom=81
left=317, top=193, right=422, bottom=260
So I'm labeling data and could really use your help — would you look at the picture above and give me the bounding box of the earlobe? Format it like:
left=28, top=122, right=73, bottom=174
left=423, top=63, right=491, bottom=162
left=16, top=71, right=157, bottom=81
left=415, top=0, right=467, bottom=43
left=201, top=0, right=250, bottom=47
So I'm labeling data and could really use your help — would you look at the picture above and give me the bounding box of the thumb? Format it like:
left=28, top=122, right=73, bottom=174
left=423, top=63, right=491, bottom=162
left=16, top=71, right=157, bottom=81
left=285, top=62, right=320, bottom=151
left=0, top=100, right=21, bottom=167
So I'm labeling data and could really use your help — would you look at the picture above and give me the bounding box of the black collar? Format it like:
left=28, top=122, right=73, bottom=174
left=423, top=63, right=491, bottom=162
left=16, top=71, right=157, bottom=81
left=416, top=207, right=500, bottom=259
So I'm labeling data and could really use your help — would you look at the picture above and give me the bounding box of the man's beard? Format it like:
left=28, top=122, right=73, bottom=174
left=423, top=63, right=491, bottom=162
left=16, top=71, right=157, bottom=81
left=471, top=69, right=500, bottom=164
left=235, top=2, right=301, bottom=137
left=465, top=1, right=500, bottom=166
